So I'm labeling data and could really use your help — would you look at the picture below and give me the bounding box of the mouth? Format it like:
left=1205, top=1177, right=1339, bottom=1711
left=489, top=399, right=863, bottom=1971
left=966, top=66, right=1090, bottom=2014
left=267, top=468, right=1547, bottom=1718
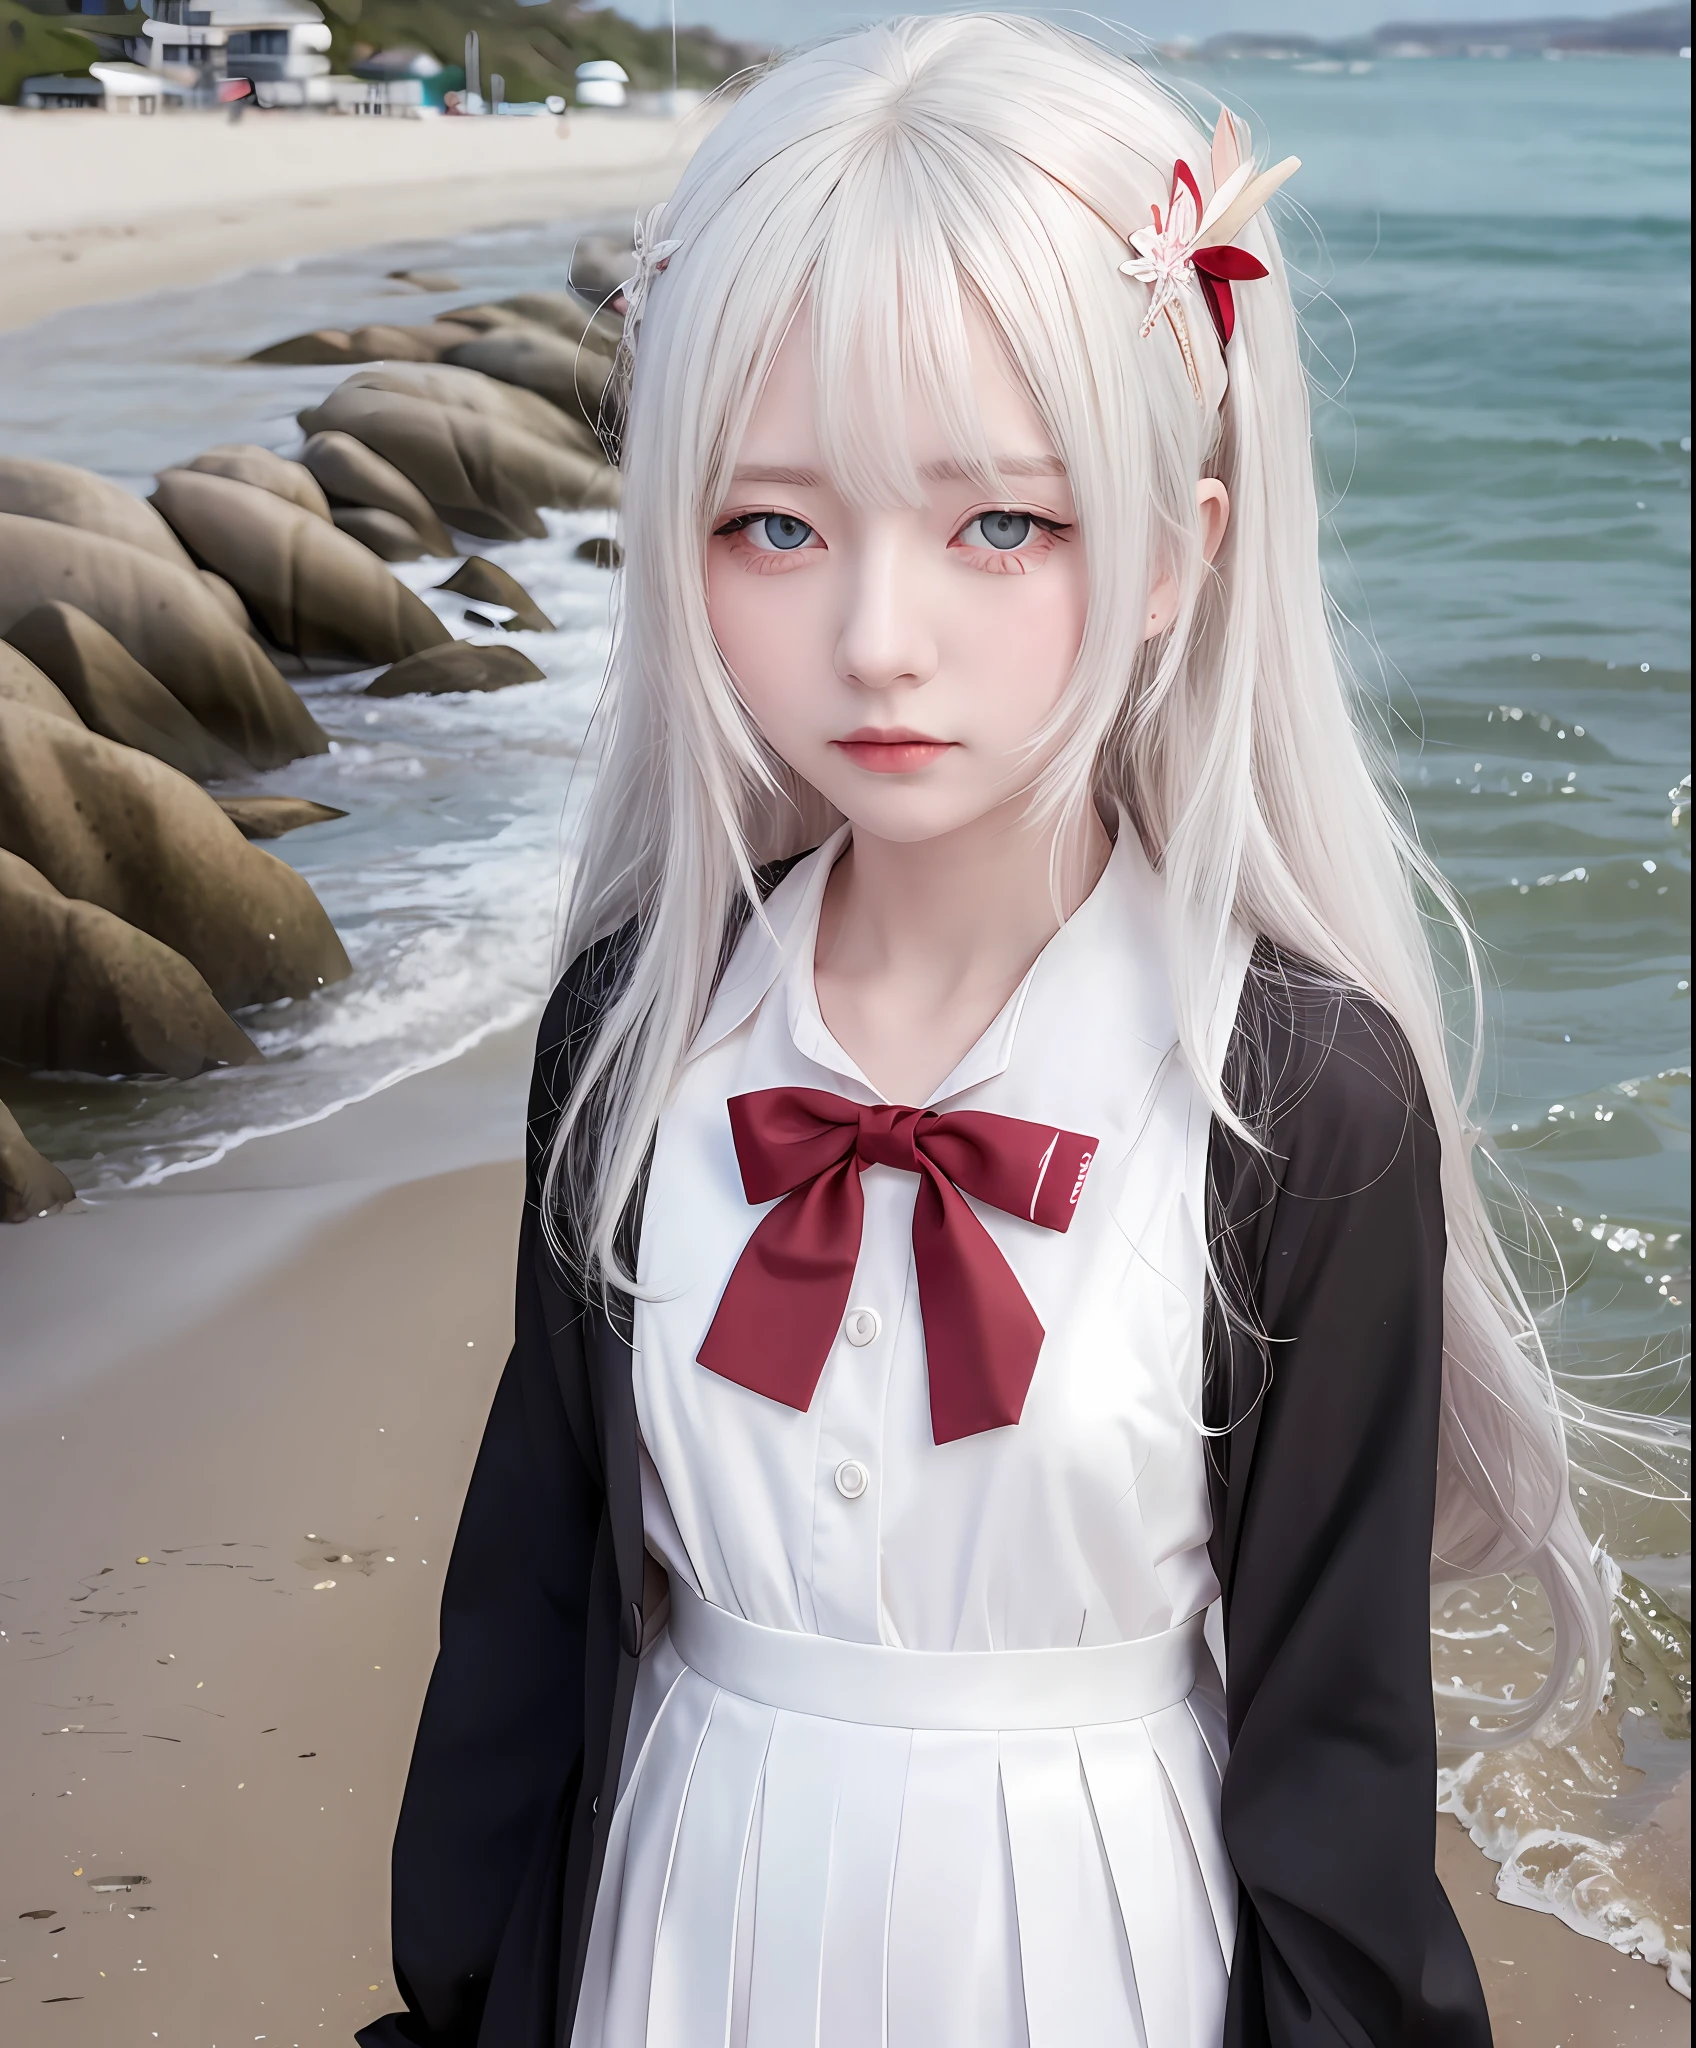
left=831, top=729, right=957, bottom=774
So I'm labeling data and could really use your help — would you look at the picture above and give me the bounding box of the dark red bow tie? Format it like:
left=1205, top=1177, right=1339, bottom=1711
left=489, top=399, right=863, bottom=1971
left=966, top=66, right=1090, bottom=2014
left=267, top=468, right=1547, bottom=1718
left=696, top=1088, right=1098, bottom=1444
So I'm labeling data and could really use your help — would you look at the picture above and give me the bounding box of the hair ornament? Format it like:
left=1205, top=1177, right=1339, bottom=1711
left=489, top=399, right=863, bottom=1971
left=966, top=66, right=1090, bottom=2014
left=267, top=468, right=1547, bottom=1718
left=617, top=204, right=683, bottom=331
left=1119, top=112, right=1299, bottom=400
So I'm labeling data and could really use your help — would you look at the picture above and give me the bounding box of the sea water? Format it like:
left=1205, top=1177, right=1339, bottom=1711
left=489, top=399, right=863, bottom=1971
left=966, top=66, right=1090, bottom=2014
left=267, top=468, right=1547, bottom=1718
left=0, top=55, right=1688, bottom=1989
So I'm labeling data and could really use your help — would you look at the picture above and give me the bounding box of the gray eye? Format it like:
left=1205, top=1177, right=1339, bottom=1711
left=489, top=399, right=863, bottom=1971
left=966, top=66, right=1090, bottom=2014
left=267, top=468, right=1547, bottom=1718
left=759, top=514, right=813, bottom=551
left=969, top=511, right=1033, bottom=550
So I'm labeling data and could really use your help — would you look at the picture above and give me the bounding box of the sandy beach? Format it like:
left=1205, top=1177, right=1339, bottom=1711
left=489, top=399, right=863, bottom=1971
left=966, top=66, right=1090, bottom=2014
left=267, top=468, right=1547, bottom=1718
left=0, top=107, right=710, bottom=332
left=0, top=80, right=1687, bottom=2048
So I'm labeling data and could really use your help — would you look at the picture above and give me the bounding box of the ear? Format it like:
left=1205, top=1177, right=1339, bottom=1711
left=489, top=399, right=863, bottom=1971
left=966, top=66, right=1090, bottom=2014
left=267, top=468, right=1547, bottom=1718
left=1143, top=480, right=1232, bottom=639
left=1197, top=477, right=1231, bottom=564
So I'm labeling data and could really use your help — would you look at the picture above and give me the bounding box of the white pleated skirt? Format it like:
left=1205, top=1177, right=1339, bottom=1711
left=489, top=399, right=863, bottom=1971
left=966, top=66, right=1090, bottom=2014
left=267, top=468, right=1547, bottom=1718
left=571, top=1592, right=1237, bottom=2048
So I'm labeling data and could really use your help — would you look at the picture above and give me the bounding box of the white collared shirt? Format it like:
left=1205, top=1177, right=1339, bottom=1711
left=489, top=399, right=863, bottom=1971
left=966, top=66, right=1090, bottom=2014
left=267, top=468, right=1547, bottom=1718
left=631, top=822, right=1250, bottom=1653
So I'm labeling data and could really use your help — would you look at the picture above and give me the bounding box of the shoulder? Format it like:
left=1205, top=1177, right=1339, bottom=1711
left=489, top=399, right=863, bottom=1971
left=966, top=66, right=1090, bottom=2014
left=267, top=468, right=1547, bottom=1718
left=535, top=922, right=637, bottom=1094
left=1226, top=940, right=1437, bottom=1201
left=528, top=852, right=809, bottom=1143
left=527, top=920, right=639, bottom=1183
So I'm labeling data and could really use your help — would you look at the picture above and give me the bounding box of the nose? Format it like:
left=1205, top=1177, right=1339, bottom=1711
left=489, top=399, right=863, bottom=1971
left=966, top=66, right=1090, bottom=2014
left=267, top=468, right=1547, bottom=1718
left=834, top=528, right=938, bottom=693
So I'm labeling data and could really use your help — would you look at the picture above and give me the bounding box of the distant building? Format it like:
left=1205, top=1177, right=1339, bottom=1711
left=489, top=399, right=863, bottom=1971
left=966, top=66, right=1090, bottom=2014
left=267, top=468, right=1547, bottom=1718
left=350, top=46, right=463, bottom=111
left=20, top=60, right=192, bottom=112
left=137, top=0, right=332, bottom=86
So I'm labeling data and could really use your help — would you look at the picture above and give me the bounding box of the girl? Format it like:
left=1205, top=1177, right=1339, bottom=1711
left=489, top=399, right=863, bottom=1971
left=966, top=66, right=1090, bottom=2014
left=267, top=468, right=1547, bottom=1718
left=361, top=19, right=1610, bottom=2047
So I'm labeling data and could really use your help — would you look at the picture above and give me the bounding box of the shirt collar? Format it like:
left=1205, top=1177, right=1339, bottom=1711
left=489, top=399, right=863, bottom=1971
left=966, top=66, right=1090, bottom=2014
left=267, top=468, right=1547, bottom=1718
left=688, top=825, right=850, bottom=1066
left=688, top=812, right=1180, bottom=1106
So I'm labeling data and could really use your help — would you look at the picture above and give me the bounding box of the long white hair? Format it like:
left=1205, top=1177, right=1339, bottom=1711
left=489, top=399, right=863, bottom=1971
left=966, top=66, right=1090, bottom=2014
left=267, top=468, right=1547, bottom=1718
left=544, top=14, right=1611, bottom=1739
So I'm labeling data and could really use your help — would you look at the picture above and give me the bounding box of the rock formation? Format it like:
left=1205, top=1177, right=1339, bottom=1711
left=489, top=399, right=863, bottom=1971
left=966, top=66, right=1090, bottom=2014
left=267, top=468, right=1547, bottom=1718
left=326, top=508, right=427, bottom=561
left=388, top=270, right=463, bottom=292
left=569, top=235, right=637, bottom=302
left=5, top=602, right=246, bottom=782
left=149, top=469, right=451, bottom=668
left=299, top=431, right=455, bottom=557
left=334, top=364, right=603, bottom=459
left=0, top=703, right=351, bottom=1009
left=574, top=536, right=624, bottom=570
left=246, top=319, right=485, bottom=365
left=496, top=292, right=625, bottom=356
left=436, top=557, right=556, bottom=632
left=443, top=326, right=617, bottom=431
left=199, top=570, right=256, bottom=636
left=296, top=386, right=617, bottom=543
left=0, top=515, right=326, bottom=769
left=0, top=639, right=80, bottom=724
left=215, top=796, right=346, bottom=840
left=365, top=643, right=546, bottom=697
left=0, top=847, right=259, bottom=1080
left=0, top=1100, right=75, bottom=1224
left=0, top=456, right=196, bottom=572
left=182, top=445, right=333, bottom=522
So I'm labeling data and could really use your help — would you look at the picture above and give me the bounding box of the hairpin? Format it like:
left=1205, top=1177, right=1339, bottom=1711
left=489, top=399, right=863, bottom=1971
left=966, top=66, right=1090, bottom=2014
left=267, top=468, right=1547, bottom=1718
left=616, top=203, right=683, bottom=330
left=1119, top=112, right=1299, bottom=400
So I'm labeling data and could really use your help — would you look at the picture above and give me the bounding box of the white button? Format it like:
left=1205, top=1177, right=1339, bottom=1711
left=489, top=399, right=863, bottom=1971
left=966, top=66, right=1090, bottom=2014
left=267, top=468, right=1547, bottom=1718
left=834, top=1458, right=869, bottom=1500
left=843, top=1306, right=881, bottom=1347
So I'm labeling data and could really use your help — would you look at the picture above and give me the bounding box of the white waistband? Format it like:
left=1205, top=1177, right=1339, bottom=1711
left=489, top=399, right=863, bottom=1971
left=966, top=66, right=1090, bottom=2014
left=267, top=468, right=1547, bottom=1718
left=667, top=1579, right=1204, bottom=1732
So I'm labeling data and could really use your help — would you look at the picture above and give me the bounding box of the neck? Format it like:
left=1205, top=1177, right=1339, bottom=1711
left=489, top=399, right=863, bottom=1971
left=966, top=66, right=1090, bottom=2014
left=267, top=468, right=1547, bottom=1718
left=812, top=792, right=1112, bottom=1101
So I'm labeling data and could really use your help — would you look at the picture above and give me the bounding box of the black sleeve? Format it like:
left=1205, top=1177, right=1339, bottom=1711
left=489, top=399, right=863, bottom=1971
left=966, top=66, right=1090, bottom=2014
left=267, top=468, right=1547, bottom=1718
left=1208, top=960, right=1492, bottom=2048
left=357, top=947, right=621, bottom=2048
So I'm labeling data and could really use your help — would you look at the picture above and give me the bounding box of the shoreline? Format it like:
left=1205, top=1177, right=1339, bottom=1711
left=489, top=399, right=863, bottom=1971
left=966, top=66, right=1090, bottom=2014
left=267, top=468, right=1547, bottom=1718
left=0, top=1031, right=1686, bottom=2040
left=0, top=107, right=711, bottom=332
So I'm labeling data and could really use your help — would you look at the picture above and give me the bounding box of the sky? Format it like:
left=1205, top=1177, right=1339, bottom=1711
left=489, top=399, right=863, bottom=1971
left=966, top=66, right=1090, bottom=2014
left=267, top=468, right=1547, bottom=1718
left=619, top=0, right=1647, bottom=48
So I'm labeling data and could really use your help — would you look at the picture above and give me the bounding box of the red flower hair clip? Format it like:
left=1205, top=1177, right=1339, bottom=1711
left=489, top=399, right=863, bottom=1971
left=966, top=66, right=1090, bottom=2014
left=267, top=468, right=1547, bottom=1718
left=1119, top=112, right=1299, bottom=400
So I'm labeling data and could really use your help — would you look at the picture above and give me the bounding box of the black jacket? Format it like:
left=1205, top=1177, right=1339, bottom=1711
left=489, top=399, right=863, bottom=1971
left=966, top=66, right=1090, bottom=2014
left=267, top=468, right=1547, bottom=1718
left=359, top=931, right=1490, bottom=2048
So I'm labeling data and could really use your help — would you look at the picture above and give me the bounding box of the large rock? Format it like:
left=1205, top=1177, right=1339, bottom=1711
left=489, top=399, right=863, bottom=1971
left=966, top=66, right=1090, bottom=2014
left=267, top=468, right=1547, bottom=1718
left=0, top=703, right=350, bottom=1009
left=5, top=602, right=246, bottom=781
left=569, top=234, right=636, bottom=302
left=387, top=269, right=463, bottom=292
left=365, top=642, right=545, bottom=697
left=0, top=456, right=196, bottom=572
left=0, top=515, right=326, bottom=769
left=333, top=364, right=602, bottom=459
left=149, top=468, right=451, bottom=667
left=199, top=570, right=255, bottom=636
left=0, top=639, right=80, bottom=724
left=245, top=319, right=484, bottom=366
left=437, top=557, right=555, bottom=632
left=330, top=507, right=433, bottom=561
left=296, top=386, right=617, bottom=542
left=443, top=326, right=617, bottom=431
left=300, top=431, right=455, bottom=556
left=0, top=847, right=258, bottom=1079
left=496, top=291, right=624, bottom=355
left=182, top=445, right=332, bottom=522
left=418, top=304, right=531, bottom=335
left=0, top=1100, right=74, bottom=1224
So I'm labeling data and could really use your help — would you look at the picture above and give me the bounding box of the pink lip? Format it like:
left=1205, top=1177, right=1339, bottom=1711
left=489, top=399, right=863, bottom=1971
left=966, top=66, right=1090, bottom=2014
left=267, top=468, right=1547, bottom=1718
left=832, top=729, right=956, bottom=774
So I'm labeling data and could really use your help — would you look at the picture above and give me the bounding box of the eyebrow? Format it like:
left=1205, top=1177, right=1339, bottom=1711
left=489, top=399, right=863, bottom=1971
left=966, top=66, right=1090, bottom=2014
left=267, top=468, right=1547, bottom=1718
left=728, top=454, right=1067, bottom=489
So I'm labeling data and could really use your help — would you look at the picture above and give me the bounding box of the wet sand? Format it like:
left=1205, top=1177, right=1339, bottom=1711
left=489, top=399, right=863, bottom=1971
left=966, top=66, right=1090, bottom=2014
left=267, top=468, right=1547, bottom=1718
left=0, top=1028, right=1686, bottom=2042
left=0, top=107, right=710, bottom=332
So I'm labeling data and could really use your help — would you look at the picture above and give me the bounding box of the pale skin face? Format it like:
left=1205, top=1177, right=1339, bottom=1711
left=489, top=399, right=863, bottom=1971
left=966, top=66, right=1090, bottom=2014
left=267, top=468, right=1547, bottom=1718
left=707, top=301, right=1229, bottom=1104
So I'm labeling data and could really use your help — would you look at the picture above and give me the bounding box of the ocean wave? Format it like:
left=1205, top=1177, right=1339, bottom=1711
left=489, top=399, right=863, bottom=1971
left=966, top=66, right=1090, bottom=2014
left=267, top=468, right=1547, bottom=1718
left=1435, top=1571, right=1692, bottom=1997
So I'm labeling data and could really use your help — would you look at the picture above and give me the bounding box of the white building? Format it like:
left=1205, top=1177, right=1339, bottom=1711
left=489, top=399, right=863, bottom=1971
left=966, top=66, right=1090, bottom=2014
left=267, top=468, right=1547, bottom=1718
left=20, top=61, right=192, bottom=112
left=138, top=0, right=331, bottom=85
